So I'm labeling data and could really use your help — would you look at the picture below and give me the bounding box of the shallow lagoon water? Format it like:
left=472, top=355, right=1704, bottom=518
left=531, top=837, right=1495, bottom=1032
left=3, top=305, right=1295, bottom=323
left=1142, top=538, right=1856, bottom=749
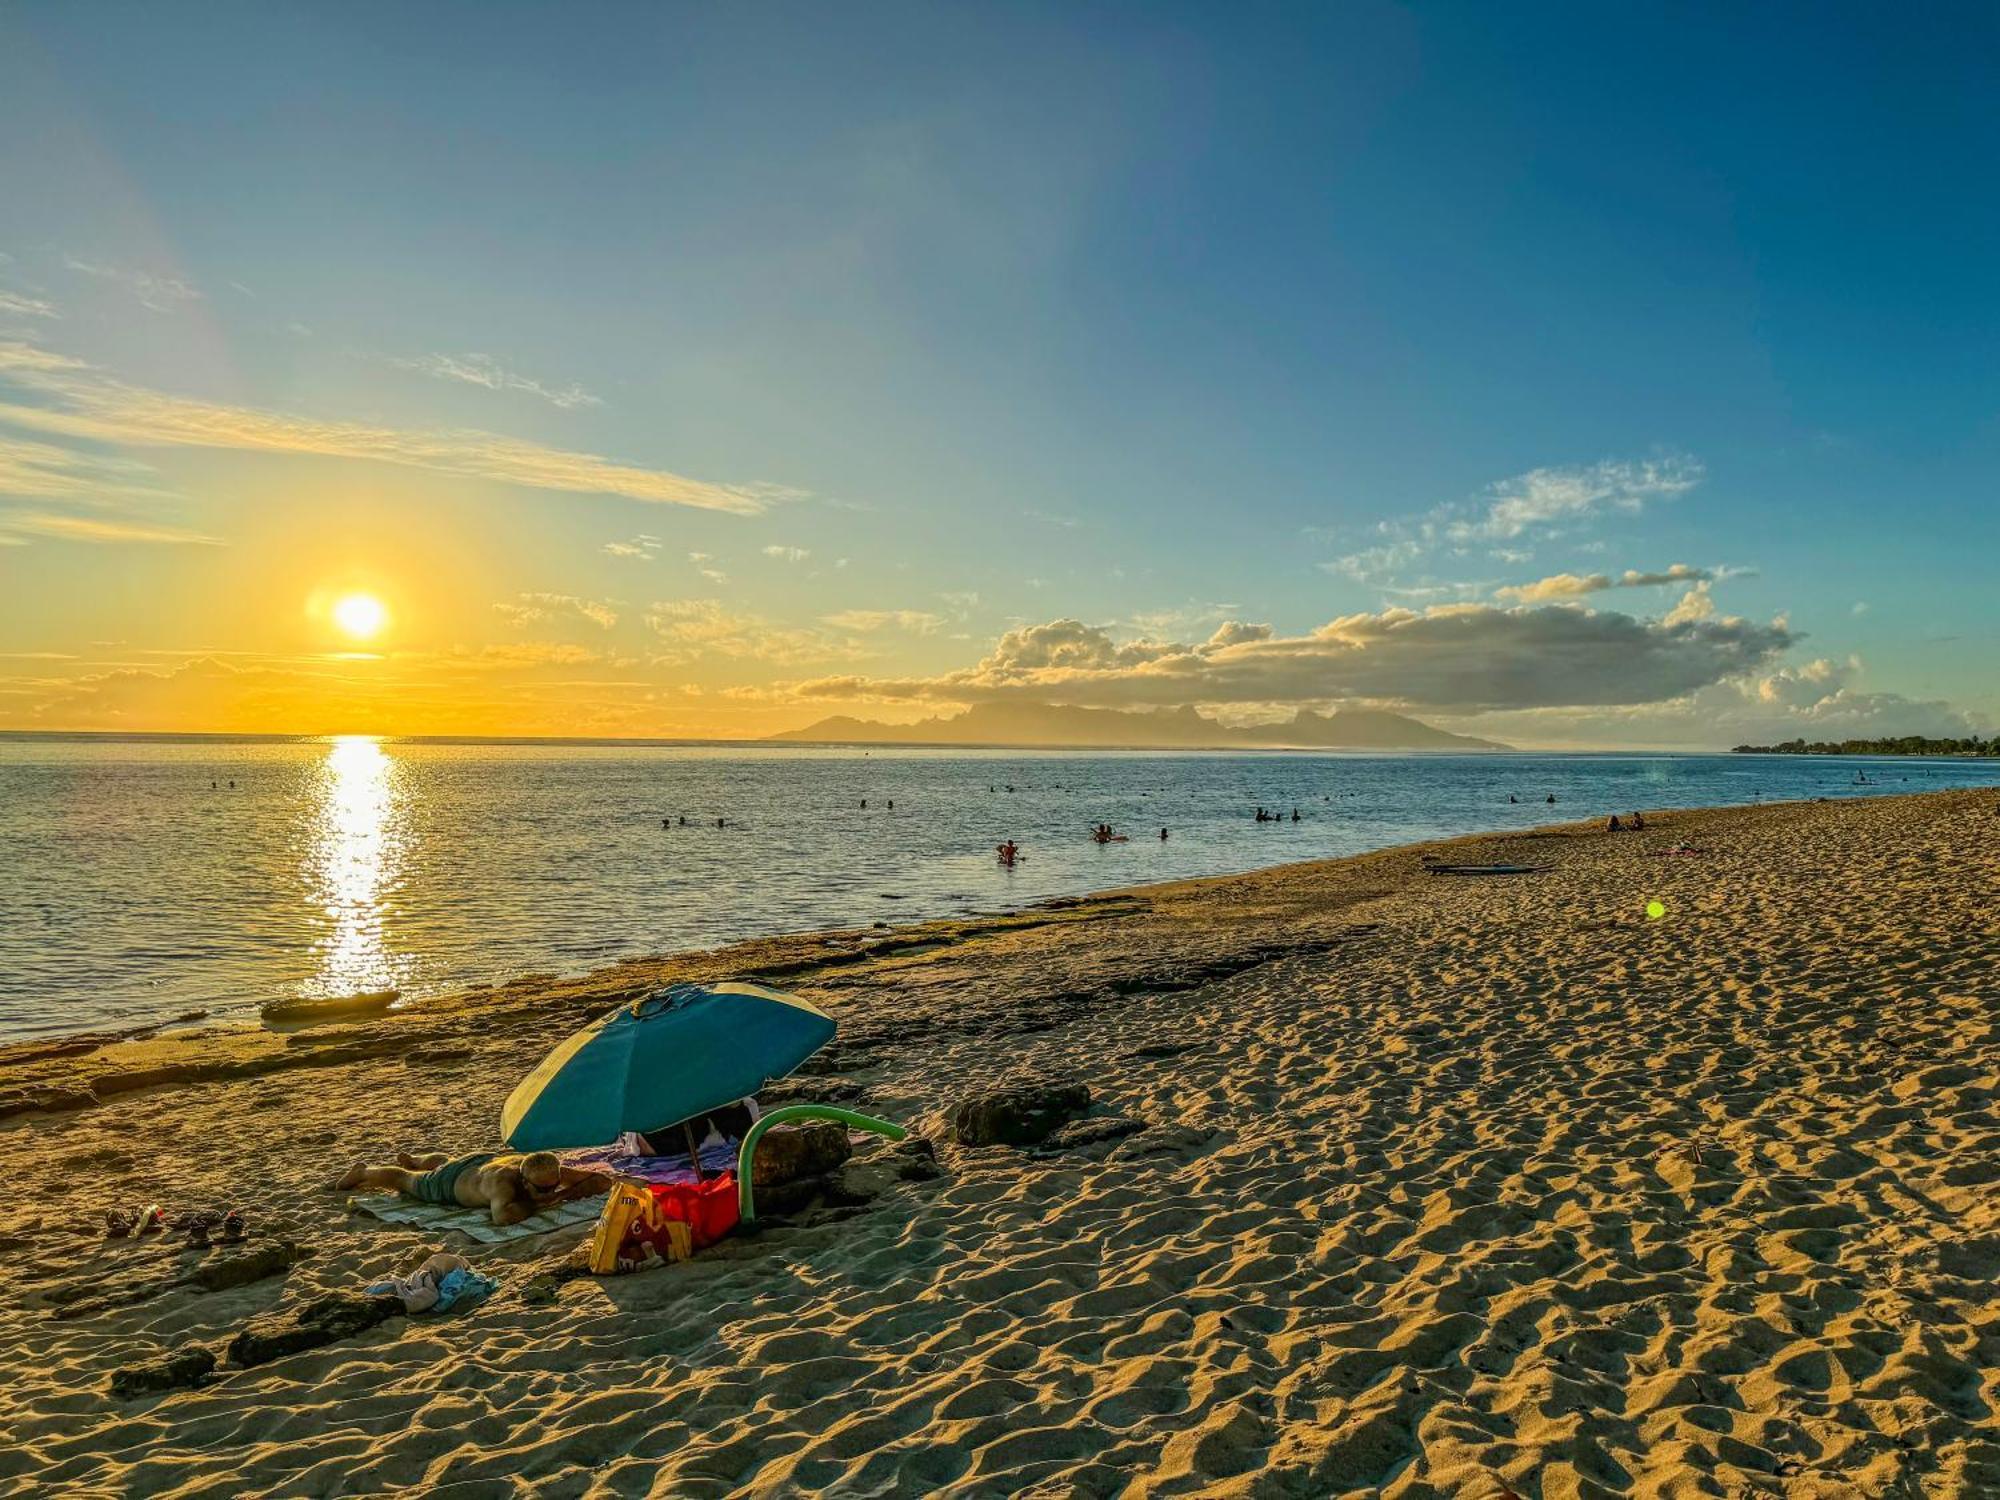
left=2, top=736, right=1992, bottom=1038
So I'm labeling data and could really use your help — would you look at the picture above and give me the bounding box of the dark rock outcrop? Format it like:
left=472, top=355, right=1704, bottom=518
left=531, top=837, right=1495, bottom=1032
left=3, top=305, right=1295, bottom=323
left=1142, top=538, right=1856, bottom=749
left=226, top=1293, right=403, bottom=1368
left=751, top=1121, right=852, bottom=1187
left=0, top=1086, right=99, bottom=1120
left=950, top=1083, right=1091, bottom=1147
left=190, top=1240, right=308, bottom=1293
left=109, top=1345, right=217, bottom=1400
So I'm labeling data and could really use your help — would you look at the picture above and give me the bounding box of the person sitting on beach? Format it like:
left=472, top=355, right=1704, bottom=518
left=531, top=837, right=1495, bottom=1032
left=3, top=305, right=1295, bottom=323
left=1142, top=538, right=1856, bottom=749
left=1607, top=814, right=1623, bottom=831
left=1629, top=811, right=1645, bottom=830
left=332, top=1150, right=615, bottom=1226
left=625, top=1099, right=759, bottom=1161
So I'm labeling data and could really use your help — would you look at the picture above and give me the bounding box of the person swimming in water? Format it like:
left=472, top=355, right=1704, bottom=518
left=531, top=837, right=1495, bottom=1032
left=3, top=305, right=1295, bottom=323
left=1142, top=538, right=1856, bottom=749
left=997, top=839, right=1020, bottom=863
left=1159, top=827, right=1168, bottom=840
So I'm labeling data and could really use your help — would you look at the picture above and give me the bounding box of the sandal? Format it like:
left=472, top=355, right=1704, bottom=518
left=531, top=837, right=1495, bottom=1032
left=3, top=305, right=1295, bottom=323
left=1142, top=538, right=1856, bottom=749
left=104, top=1209, right=134, bottom=1239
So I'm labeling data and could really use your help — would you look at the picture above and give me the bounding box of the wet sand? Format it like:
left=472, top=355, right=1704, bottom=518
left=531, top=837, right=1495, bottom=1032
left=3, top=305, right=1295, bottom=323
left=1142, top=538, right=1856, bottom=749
left=2, top=788, right=1997, bottom=1497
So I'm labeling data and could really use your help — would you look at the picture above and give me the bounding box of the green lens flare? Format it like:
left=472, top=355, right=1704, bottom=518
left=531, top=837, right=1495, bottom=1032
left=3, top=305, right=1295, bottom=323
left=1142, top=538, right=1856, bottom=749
left=1646, top=899, right=1667, bottom=921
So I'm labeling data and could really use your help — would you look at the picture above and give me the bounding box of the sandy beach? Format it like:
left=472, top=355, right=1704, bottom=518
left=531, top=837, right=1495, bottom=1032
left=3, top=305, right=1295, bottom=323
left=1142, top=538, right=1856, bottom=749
left=2, top=787, right=1997, bottom=1498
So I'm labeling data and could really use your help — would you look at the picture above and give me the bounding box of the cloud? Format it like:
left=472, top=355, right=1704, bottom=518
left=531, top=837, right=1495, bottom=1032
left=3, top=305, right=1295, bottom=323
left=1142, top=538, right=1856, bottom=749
left=687, top=551, right=727, bottom=584
left=762, top=544, right=811, bottom=563
left=1663, top=581, right=1715, bottom=626
left=787, top=604, right=1794, bottom=714
left=1455, top=655, right=1982, bottom=749
left=646, top=599, right=864, bottom=665
left=493, top=593, right=619, bottom=630
left=603, top=534, right=664, bottom=561
left=0, top=511, right=221, bottom=545
left=822, top=609, right=943, bottom=634
left=0, top=432, right=173, bottom=505
left=1322, top=457, right=1704, bottom=584
left=1448, top=458, right=1702, bottom=542
left=0, top=292, right=59, bottom=320
left=61, top=256, right=202, bottom=311
left=391, top=352, right=602, bottom=410
left=1494, top=562, right=1713, bottom=604
left=0, top=339, right=775, bottom=513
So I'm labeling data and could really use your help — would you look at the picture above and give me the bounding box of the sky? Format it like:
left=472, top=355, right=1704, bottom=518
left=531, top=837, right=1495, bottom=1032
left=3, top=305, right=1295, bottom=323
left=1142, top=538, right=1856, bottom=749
left=1, top=1, right=1994, bottom=747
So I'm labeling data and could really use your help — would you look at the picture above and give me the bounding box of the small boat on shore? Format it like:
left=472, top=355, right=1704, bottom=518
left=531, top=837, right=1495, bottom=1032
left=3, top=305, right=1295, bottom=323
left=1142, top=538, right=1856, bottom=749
left=1424, top=863, right=1549, bottom=877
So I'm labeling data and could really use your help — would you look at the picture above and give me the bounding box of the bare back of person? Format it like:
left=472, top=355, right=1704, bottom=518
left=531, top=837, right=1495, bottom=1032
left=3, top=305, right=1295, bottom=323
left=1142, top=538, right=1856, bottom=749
left=333, top=1149, right=614, bottom=1225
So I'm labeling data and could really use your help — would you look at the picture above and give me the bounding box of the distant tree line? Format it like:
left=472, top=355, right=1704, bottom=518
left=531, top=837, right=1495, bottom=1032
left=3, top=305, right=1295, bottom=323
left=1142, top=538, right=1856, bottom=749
left=1731, top=736, right=1999, bottom=757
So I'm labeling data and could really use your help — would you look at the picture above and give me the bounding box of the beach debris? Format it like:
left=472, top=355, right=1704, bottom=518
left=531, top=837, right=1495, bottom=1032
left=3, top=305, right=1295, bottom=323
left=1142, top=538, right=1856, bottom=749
left=950, top=1082, right=1091, bottom=1147
left=108, top=1344, right=218, bottom=1401
left=260, top=989, right=399, bottom=1028
left=226, top=1291, right=404, bottom=1368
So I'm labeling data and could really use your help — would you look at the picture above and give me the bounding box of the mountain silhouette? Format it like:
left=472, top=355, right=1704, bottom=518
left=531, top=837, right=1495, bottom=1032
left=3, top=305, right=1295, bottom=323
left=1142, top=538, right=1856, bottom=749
left=768, top=700, right=1508, bottom=750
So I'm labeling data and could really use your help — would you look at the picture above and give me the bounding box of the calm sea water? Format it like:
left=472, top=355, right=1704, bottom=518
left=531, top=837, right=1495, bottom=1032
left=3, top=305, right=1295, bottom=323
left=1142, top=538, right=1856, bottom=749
left=1, top=736, right=1993, bottom=1040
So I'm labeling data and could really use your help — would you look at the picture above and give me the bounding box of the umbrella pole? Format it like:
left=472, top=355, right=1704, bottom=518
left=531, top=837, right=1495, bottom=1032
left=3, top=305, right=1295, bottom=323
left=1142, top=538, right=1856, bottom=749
left=684, top=1120, right=705, bottom=1181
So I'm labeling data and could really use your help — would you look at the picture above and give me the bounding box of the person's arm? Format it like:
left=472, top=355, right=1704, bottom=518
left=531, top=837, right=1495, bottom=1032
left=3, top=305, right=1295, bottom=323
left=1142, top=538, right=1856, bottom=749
left=538, top=1166, right=618, bottom=1204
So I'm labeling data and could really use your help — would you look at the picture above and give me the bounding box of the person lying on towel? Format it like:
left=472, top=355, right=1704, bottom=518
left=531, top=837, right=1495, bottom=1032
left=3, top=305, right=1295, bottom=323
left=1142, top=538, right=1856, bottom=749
left=333, top=1149, right=616, bottom=1225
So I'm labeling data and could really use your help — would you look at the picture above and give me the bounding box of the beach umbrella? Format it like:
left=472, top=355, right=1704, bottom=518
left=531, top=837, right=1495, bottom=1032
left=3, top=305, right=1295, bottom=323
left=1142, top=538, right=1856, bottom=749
left=501, top=981, right=835, bottom=1150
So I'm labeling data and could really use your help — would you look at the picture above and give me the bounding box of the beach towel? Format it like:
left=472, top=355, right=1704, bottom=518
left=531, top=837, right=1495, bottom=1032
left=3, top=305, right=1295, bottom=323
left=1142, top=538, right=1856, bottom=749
left=346, top=1193, right=605, bottom=1245
left=562, top=1139, right=737, bottom=1185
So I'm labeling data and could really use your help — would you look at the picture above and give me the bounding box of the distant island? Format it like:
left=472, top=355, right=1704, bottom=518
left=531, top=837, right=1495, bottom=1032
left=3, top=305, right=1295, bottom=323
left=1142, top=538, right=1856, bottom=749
left=769, top=700, right=1509, bottom=751
left=1732, top=736, right=1999, bottom=757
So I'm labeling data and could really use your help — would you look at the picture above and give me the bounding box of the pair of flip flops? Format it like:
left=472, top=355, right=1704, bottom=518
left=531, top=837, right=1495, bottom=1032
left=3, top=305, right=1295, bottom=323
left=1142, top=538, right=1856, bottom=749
left=104, top=1206, right=246, bottom=1246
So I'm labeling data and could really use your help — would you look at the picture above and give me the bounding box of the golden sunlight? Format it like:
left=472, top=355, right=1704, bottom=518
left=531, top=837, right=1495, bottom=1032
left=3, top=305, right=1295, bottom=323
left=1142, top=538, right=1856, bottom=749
left=331, top=592, right=389, bottom=641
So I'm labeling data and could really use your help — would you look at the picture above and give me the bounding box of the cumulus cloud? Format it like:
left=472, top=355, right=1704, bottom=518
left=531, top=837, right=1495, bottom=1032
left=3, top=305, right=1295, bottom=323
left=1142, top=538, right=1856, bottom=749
left=1495, top=562, right=1713, bottom=604
left=391, top=352, right=601, bottom=410
left=1454, top=656, right=1982, bottom=749
left=761, top=544, right=810, bottom=563
left=788, top=604, right=1795, bottom=714
left=1663, top=581, right=1715, bottom=626
left=493, top=593, right=619, bottom=630
left=0, top=340, right=775, bottom=513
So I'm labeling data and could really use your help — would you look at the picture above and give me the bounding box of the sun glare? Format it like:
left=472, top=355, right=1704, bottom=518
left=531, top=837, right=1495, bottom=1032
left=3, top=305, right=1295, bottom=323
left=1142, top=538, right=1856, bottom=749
left=331, top=592, right=389, bottom=641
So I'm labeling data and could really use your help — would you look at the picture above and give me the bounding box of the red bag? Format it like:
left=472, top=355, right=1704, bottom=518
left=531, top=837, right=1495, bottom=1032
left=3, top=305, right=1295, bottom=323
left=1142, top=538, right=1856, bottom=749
left=622, top=1173, right=741, bottom=1258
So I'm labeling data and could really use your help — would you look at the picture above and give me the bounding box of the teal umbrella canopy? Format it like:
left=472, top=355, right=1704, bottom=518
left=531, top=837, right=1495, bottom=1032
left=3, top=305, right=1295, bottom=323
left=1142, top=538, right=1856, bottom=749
left=501, top=982, right=835, bottom=1150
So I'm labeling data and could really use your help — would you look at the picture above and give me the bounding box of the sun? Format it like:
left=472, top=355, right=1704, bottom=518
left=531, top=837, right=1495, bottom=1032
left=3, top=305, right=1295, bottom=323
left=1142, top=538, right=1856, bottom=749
left=331, top=592, right=389, bottom=641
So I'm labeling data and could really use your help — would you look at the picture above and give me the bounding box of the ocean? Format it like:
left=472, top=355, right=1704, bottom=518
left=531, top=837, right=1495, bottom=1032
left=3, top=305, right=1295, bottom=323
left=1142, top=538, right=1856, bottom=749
left=2, top=735, right=1993, bottom=1040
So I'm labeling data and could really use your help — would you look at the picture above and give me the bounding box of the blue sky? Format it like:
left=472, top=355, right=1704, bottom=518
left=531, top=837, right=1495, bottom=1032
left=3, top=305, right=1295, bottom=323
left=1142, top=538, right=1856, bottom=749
left=0, top=2, right=1993, bottom=743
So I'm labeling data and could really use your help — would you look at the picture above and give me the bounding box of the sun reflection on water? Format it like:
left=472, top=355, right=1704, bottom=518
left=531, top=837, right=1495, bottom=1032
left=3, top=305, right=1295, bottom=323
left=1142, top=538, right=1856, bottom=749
left=303, top=735, right=409, bottom=999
